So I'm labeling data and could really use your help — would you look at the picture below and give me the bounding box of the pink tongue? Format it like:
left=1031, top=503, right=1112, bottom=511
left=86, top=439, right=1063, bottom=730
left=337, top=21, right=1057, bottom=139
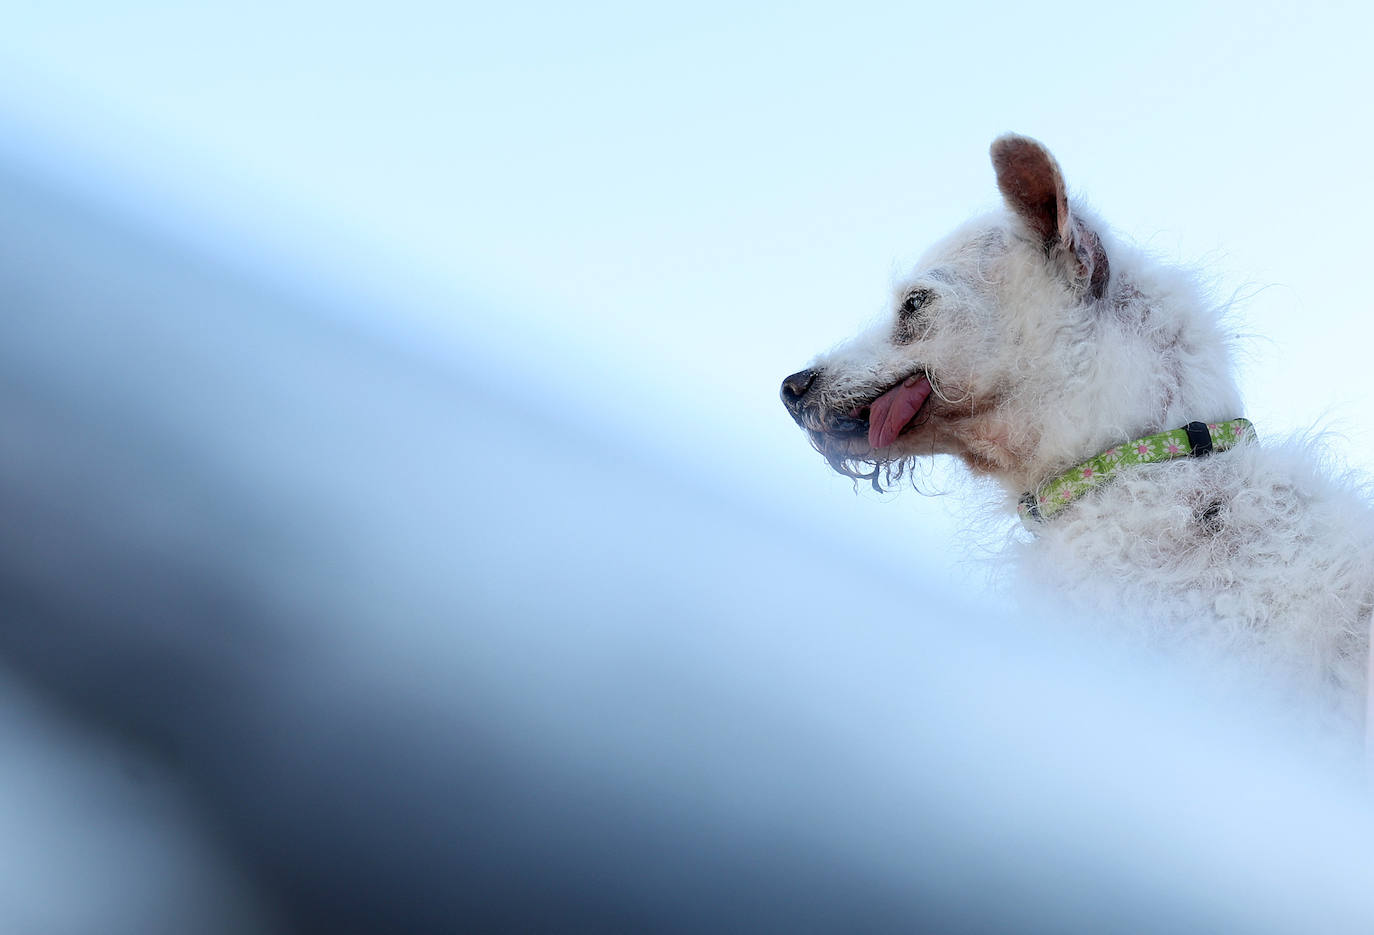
left=867, top=375, right=932, bottom=449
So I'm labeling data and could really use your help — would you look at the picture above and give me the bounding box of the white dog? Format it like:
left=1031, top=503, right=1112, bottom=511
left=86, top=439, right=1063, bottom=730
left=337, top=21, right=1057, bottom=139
left=782, top=135, right=1374, bottom=740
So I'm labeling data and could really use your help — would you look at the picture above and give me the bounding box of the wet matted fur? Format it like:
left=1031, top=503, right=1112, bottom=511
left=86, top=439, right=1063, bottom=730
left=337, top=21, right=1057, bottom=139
left=781, top=135, right=1374, bottom=740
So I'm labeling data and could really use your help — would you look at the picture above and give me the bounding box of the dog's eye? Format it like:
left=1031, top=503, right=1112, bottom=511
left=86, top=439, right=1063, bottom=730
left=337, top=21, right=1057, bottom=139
left=894, top=289, right=934, bottom=343
left=901, top=290, right=932, bottom=316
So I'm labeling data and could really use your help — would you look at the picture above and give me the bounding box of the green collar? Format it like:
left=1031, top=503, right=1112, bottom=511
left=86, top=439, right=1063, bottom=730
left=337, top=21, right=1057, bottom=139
left=1018, top=418, right=1256, bottom=527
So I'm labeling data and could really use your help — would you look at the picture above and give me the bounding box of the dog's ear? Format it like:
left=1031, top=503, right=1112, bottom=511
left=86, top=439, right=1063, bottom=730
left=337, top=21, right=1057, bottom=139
left=990, top=134, right=1109, bottom=301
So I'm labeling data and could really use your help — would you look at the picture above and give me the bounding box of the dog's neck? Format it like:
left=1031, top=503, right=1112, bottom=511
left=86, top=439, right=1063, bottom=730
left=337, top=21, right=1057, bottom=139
left=999, top=269, right=1246, bottom=499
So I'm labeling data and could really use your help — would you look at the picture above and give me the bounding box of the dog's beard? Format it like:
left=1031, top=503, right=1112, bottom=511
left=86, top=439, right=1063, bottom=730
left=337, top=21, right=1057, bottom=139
left=833, top=452, right=916, bottom=493
left=810, top=433, right=924, bottom=494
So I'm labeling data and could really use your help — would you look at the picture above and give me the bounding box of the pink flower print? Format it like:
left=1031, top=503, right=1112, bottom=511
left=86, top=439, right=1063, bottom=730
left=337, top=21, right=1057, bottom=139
left=1208, top=423, right=1218, bottom=432
left=1082, top=467, right=1094, bottom=479
left=1166, top=442, right=1182, bottom=455
left=1135, top=442, right=1151, bottom=456
left=1060, top=489, right=1072, bottom=501
left=1232, top=423, right=1243, bottom=436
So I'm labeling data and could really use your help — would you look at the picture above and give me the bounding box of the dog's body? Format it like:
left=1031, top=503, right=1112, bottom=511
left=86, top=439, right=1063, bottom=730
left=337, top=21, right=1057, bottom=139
left=782, top=136, right=1373, bottom=736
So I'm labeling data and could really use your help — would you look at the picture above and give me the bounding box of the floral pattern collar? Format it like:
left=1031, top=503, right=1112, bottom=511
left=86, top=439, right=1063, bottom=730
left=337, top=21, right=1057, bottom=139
left=1018, top=418, right=1256, bottom=528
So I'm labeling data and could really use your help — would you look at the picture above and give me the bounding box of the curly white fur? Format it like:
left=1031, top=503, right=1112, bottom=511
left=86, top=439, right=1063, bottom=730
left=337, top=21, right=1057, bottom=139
left=782, top=135, right=1373, bottom=740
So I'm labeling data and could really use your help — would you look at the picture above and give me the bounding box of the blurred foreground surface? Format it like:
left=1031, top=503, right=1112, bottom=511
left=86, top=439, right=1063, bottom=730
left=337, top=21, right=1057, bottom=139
left=2, top=158, right=1374, bottom=933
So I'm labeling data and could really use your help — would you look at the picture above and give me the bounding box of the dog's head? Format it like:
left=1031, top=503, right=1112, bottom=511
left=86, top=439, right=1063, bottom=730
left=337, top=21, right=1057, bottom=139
left=781, top=134, right=1236, bottom=494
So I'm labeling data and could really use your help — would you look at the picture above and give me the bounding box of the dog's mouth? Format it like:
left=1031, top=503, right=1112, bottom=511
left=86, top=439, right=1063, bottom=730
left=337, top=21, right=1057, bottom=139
left=796, top=371, right=934, bottom=452
left=783, top=368, right=938, bottom=491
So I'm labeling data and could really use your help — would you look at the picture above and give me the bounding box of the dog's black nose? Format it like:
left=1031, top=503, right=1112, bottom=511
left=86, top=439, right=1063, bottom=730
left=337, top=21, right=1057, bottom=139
left=780, top=368, right=819, bottom=413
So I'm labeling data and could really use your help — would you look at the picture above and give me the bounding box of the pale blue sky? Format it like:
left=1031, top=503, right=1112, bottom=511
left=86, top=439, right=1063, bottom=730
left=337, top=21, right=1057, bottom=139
left=1, top=1, right=1370, bottom=588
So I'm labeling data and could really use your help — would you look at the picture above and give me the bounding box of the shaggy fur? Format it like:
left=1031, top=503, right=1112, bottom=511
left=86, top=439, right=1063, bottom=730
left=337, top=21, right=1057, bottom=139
left=781, top=135, right=1374, bottom=738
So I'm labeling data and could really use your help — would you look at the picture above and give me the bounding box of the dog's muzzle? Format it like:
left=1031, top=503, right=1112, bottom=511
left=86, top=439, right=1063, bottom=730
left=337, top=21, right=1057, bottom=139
left=779, top=367, right=825, bottom=432
left=780, top=367, right=871, bottom=439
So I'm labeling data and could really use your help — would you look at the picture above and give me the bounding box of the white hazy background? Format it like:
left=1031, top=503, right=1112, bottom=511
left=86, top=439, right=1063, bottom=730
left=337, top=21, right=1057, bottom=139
left=3, top=1, right=1370, bottom=593
left=2, top=5, right=1374, bottom=931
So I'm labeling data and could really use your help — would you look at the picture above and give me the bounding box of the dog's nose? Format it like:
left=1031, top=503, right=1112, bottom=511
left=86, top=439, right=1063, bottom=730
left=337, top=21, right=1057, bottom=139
left=780, top=368, right=819, bottom=413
